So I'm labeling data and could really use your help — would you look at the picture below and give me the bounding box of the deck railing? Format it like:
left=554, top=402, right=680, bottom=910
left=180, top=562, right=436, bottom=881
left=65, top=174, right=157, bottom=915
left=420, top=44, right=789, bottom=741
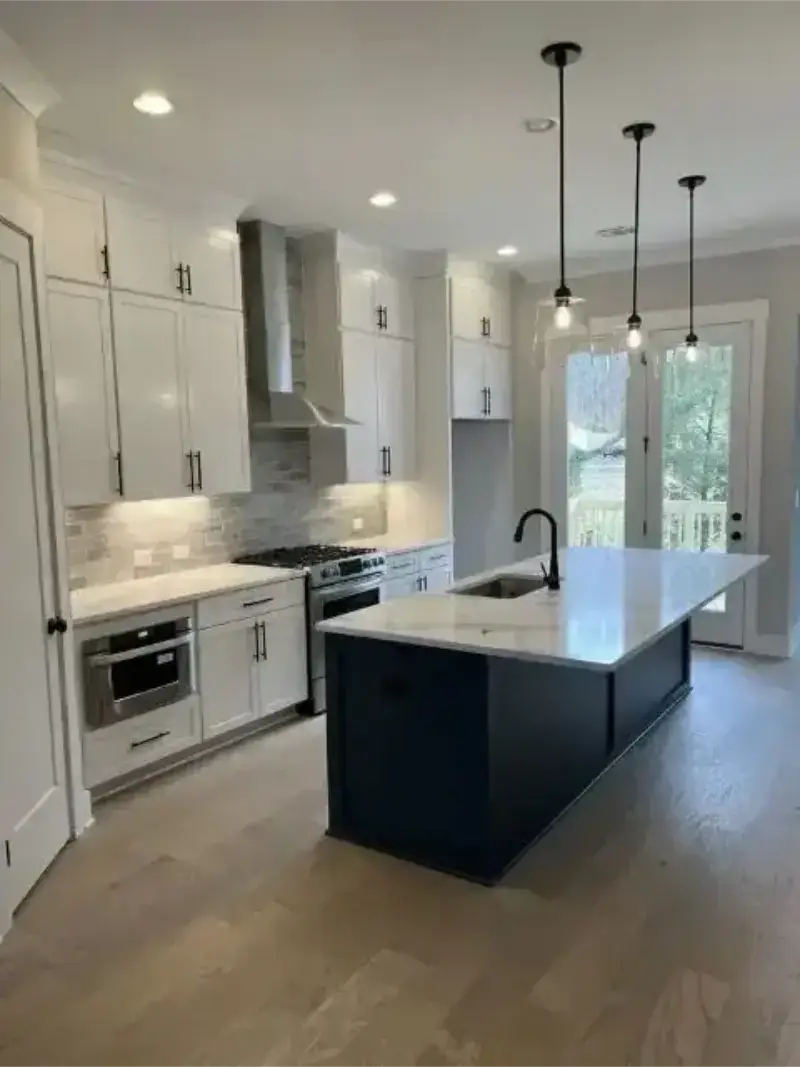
left=569, top=498, right=728, bottom=551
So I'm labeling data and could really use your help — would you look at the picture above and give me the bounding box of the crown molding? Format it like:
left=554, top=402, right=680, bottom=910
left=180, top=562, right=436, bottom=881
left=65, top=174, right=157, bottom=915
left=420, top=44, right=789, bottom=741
left=0, top=28, right=58, bottom=118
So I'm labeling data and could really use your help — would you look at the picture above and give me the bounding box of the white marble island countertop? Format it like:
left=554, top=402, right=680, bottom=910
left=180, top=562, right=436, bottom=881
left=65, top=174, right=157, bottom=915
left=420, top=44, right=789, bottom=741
left=71, top=563, right=302, bottom=625
left=317, top=547, right=767, bottom=669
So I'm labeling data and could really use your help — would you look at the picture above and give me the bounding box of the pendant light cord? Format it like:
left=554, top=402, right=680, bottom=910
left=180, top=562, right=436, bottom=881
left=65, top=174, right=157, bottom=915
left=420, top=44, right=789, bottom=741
left=558, top=57, right=566, bottom=292
left=632, top=135, right=641, bottom=317
left=688, top=186, right=695, bottom=336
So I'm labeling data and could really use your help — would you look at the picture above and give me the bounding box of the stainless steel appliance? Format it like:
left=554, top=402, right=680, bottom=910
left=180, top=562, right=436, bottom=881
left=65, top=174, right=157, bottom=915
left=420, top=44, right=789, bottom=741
left=83, top=615, right=195, bottom=729
left=234, top=544, right=385, bottom=713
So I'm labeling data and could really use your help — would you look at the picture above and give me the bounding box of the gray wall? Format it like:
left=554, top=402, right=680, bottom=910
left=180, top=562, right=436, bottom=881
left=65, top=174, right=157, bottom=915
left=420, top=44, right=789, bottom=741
left=514, top=245, right=800, bottom=644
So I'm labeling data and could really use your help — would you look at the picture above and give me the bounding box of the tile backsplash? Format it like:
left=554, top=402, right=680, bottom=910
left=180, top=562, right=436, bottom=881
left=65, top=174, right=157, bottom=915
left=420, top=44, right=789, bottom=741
left=66, top=433, right=387, bottom=589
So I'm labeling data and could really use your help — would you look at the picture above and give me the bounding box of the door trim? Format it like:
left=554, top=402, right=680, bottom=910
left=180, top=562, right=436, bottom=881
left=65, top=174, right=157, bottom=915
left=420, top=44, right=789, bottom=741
left=0, top=178, right=92, bottom=844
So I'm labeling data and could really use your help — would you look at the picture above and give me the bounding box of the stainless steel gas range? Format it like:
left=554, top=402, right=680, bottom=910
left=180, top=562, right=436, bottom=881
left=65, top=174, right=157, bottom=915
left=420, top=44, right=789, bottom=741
left=234, top=544, right=386, bottom=713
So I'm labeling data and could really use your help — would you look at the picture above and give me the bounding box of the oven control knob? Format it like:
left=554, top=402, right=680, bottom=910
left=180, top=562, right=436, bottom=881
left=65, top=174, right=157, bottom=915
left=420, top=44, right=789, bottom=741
left=321, top=566, right=332, bottom=578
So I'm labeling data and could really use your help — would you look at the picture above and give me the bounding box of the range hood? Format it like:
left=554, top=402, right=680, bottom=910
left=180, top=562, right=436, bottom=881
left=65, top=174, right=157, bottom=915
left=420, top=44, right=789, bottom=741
left=239, top=220, right=356, bottom=430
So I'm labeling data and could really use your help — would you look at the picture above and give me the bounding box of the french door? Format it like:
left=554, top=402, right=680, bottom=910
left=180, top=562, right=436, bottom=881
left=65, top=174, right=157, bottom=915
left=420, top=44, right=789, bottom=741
left=550, top=319, right=754, bottom=647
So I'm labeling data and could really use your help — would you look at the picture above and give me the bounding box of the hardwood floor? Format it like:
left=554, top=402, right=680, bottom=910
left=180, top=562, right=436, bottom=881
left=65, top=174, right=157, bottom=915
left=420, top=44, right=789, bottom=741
left=2, top=649, right=800, bottom=1065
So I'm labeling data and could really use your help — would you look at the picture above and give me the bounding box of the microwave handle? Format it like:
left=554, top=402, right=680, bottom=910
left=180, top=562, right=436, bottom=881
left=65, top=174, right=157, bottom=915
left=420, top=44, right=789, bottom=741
left=87, top=633, right=193, bottom=668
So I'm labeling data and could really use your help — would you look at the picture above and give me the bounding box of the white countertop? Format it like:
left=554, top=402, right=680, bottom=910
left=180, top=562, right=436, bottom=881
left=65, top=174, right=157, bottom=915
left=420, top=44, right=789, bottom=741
left=317, top=547, right=767, bottom=669
left=71, top=563, right=301, bottom=625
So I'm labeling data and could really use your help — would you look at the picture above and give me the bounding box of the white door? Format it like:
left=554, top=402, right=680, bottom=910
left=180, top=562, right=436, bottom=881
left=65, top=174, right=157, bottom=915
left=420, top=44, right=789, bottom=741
left=105, top=196, right=178, bottom=299
left=451, top=276, right=490, bottom=341
left=0, top=221, right=69, bottom=919
left=375, top=269, right=414, bottom=339
left=452, top=338, right=487, bottom=419
left=341, top=331, right=380, bottom=481
left=198, top=619, right=259, bottom=738
left=255, top=607, right=308, bottom=717
left=645, top=323, right=753, bottom=646
left=181, top=305, right=251, bottom=494
left=338, top=262, right=378, bottom=333
left=377, top=336, right=416, bottom=480
left=47, top=281, right=120, bottom=506
left=178, top=224, right=242, bottom=310
left=422, top=565, right=453, bottom=593
left=41, top=181, right=108, bottom=287
left=113, top=292, right=190, bottom=500
left=484, top=345, right=512, bottom=420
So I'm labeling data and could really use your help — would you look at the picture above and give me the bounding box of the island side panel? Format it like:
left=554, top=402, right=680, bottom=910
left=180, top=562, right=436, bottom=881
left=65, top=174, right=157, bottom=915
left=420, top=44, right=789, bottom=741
left=611, top=620, right=691, bottom=755
left=486, top=658, right=611, bottom=878
left=325, top=634, right=493, bottom=879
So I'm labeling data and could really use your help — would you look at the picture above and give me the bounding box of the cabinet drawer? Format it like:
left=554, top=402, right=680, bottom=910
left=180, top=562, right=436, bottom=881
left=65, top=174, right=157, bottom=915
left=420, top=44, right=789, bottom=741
left=83, top=696, right=201, bottom=788
left=197, top=578, right=304, bottom=629
left=419, top=545, right=453, bottom=572
left=387, top=551, right=419, bottom=577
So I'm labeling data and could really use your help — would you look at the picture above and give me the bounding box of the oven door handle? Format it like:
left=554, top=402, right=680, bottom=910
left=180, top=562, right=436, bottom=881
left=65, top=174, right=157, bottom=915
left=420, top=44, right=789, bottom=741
left=314, top=577, right=384, bottom=605
left=87, top=633, right=193, bottom=668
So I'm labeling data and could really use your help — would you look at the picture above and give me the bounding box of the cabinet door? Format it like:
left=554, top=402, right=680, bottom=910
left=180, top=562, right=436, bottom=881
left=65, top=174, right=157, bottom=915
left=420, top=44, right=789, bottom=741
left=105, top=197, right=178, bottom=299
left=451, top=276, right=491, bottom=341
left=181, top=305, right=251, bottom=494
left=198, top=618, right=259, bottom=739
left=47, top=282, right=120, bottom=506
left=484, top=345, right=512, bottom=420
left=376, top=336, right=416, bottom=479
left=489, top=278, right=511, bottom=348
left=341, top=331, right=380, bottom=481
left=42, top=182, right=107, bottom=286
left=375, top=269, right=414, bottom=339
left=382, top=575, right=419, bottom=601
left=421, top=565, right=452, bottom=593
left=451, top=338, right=487, bottom=419
left=338, top=262, right=378, bottom=333
left=255, top=606, right=308, bottom=718
left=113, top=293, right=189, bottom=500
left=179, top=224, right=242, bottom=310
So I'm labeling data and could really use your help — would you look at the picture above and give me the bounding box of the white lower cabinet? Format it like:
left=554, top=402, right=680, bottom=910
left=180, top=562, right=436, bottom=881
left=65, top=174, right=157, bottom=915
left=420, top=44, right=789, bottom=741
left=422, top=565, right=452, bottom=593
left=383, top=575, right=419, bottom=601
left=199, top=602, right=308, bottom=740
left=382, top=545, right=454, bottom=600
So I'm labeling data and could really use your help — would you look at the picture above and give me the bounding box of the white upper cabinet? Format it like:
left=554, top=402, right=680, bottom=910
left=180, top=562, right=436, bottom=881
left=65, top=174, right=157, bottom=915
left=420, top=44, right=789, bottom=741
left=450, top=273, right=510, bottom=347
left=335, top=240, right=414, bottom=338
left=340, top=331, right=381, bottom=482
left=176, top=224, right=242, bottom=311
left=338, top=260, right=379, bottom=334
left=452, top=339, right=511, bottom=421
left=376, top=336, right=416, bottom=479
left=105, top=196, right=178, bottom=299
left=42, top=181, right=108, bottom=286
left=181, top=305, right=250, bottom=494
left=112, top=292, right=189, bottom=501
left=375, top=267, right=414, bottom=339
left=46, top=281, right=120, bottom=506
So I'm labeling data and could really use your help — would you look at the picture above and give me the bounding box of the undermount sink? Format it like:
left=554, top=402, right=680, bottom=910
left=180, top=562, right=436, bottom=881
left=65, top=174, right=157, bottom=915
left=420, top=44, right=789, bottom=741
left=452, top=574, right=548, bottom=600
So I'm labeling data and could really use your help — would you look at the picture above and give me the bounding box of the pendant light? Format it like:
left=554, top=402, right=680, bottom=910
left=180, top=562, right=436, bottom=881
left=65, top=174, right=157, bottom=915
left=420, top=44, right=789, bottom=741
left=622, top=122, right=655, bottom=350
left=541, top=41, right=582, bottom=330
left=678, top=174, right=707, bottom=362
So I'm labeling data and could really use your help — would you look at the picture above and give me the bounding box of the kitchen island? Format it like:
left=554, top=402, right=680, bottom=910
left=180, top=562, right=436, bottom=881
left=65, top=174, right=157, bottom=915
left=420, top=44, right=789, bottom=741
left=318, top=547, right=766, bottom=884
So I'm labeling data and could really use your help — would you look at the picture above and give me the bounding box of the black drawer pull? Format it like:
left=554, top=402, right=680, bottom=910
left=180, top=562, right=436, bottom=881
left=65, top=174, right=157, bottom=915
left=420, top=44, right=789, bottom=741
left=242, top=596, right=274, bottom=608
left=130, top=729, right=171, bottom=750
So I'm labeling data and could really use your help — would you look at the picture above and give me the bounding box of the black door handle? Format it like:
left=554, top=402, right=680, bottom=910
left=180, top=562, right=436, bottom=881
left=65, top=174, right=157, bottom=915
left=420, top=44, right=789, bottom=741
left=386, top=446, right=392, bottom=477
left=481, top=387, right=488, bottom=416
left=114, top=450, right=124, bottom=496
left=253, top=621, right=260, bottom=662
left=100, top=244, right=110, bottom=281
left=194, top=450, right=203, bottom=492
left=47, top=616, right=68, bottom=636
left=731, top=511, right=743, bottom=522
left=185, top=263, right=193, bottom=295
left=259, top=621, right=268, bottom=660
left=731, top=531, right=743, bottom=542
left=186, top=452, right=195, bottom=491
left=487, top=387, right=492, bottom=416
left=175, top=263, right=185, bottom=294
left=380, top=446, right=387, bottom=476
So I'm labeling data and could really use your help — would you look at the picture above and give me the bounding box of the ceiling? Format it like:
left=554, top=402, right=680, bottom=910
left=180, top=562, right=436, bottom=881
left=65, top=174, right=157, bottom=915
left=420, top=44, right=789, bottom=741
left=3, top=1, right=800, bottom=279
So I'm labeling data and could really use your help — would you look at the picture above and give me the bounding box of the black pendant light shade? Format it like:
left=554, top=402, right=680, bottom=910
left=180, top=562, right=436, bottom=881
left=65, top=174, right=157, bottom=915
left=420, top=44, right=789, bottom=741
left=622, top=122, right=655, bottom=350
left=541, top=41, right=582, bottom=330
left=678, top=174, right=707, bottom=361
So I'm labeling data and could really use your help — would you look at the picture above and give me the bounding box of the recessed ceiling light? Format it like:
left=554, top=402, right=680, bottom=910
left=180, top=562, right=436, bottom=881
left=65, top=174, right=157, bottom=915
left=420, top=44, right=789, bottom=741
left=523, top=117, right=558, bottom=134
left=497, top=245, right=519, bottom=257
left=369, top=191, right=397, bottom=208
left=597, top=225, right=634, bottom=238
left=133, top=91, right=173, bottom=116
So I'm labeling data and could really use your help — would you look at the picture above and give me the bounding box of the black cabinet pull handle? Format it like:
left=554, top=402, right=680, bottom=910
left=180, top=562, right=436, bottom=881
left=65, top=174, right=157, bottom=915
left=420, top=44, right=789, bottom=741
left=175, top=263, right=185, bottom=294
left=259, top=620, right=268, bottom=660
left=185, top=263, right=193, bottom=295
left=382, top=305, right=388, bottom=331
left=487, top=386, right=492, bottom=416
left=114, top=450, right=124, bottom=496
left=731, top=511, right=743, bottom=522
left=242, top=596, right=274, bottom=609
left=186, top=452, right=195, bottom=491
left=47, top=616, right=68, bottom=636
left=194, top=450, right=203, bottom=492
left=731, top=531, right=743, bottom=542
left=375, top=305, right=383, bottom=330
left=386, top=445, right=392, bottom=477
left=100, top=244, right=110, bottom=281
left=380, top=446, right=388, bottom=477
left=130, top=730, right=170, bottom=751
left=480, top=387, right=487, bottom=416
left=485, top=315, right=491, bottom=338
left=253, top=621, right=260, bottom=662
